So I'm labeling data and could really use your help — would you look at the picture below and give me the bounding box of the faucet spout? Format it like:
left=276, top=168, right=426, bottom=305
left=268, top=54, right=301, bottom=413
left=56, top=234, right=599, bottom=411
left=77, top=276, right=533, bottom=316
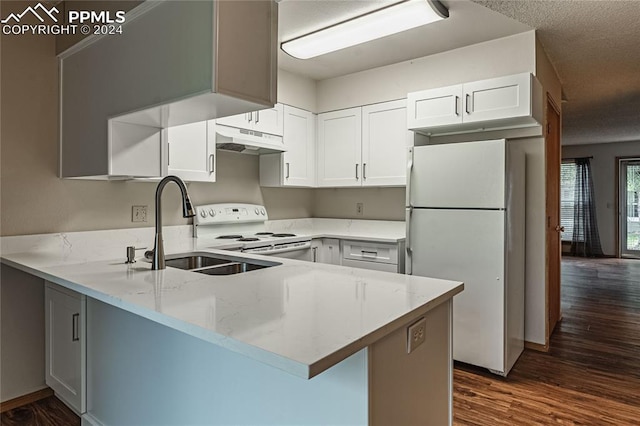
left=152, top=175, right=196, bottom=270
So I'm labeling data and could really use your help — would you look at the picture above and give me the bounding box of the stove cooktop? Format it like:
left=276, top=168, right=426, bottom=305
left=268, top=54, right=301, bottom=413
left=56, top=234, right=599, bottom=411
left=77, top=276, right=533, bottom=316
left=193, top=204, right=309, bottom=249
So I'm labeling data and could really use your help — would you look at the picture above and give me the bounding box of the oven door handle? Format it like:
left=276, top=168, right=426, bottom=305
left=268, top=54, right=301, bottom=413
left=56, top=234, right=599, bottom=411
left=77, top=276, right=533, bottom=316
left=245, top=241, right=311, bottom=255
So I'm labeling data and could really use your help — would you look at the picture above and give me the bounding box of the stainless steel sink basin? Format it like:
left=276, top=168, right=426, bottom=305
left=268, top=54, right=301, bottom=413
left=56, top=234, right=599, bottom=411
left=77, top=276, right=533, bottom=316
left=164, top=252, right=280, bottom=275
left=194, top=262, right=270, bottom=275
left=165, top=256, right=231, bottom=270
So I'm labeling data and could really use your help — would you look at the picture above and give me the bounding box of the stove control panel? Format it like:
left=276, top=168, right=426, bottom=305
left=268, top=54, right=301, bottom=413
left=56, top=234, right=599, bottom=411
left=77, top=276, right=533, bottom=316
left=194, top=203, right=268, bottom=225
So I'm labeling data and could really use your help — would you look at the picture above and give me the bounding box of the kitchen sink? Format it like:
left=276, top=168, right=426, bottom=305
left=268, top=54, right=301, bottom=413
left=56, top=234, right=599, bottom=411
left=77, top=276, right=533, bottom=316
left=164, top=252, right=280, bottom=276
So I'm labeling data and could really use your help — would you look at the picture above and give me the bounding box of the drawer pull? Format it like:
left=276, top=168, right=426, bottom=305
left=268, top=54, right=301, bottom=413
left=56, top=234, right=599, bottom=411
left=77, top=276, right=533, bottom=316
left=361, top=250, right=378, bottom=258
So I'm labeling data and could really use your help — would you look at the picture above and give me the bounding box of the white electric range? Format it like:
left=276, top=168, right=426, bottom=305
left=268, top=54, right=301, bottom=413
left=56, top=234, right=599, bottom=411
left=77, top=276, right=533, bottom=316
left=193, top=203, right=312, bottom=261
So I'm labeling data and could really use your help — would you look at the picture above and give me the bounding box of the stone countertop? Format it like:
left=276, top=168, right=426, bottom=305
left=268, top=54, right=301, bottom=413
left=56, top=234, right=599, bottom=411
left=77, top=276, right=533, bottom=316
left=265, top=218, right=406, bottom=243
left=1, top=222, right=457, bottom=380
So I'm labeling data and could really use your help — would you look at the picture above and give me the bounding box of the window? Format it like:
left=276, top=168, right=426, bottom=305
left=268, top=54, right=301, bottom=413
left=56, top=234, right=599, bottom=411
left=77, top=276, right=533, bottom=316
left=560, top=161, right=578, bottom=241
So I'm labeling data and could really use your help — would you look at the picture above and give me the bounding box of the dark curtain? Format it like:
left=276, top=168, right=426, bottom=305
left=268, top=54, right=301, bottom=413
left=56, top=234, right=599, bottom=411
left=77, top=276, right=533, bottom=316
left=570, top=158, right=604, bottom=257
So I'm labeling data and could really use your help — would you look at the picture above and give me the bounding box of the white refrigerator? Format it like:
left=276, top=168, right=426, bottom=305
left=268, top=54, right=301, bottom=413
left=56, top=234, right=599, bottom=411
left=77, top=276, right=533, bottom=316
left=406, top=139, right=525, bottom=376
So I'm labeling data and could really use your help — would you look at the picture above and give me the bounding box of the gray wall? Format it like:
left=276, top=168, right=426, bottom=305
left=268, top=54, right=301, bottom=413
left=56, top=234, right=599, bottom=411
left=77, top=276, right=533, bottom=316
left=562, top=141, right=640, bottom=256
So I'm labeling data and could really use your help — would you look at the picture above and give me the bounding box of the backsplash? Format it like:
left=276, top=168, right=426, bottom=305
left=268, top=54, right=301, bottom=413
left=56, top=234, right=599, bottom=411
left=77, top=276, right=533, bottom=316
left=313, top=187, right=406, bottom=221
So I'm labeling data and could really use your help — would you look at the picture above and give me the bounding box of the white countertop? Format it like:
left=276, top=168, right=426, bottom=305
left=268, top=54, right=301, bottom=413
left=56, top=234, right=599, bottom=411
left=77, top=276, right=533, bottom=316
left=266, top=218, right=405, bottom=243
left=1, top=221, right=459, bottom=379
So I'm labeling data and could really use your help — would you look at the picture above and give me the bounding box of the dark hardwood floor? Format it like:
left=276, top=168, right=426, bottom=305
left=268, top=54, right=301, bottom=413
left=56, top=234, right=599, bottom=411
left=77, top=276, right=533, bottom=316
left=0, top=396, right=79, bottom=426
left=3, top=257, right=639, bottom=425
left=454, top=257, right=640, bottom=425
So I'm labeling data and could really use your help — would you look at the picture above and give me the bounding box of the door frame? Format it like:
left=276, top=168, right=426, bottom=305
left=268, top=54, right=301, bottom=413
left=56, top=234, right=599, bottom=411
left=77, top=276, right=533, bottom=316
left=616, top=156, right=640, bottom=258
left=545, top=94, right=562, bottom=346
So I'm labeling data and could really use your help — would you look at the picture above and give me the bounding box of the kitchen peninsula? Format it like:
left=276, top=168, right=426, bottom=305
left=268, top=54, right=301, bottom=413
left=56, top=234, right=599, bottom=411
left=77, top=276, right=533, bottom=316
left=1, top=228, right=462, bottom=425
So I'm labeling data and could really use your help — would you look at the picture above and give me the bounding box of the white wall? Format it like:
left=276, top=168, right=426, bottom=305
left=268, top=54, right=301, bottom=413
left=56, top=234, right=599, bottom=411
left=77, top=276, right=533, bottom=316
left=278, top=69, right=317, bottom=113
left=314, top=188, right=405, bottom=221
left=316, top=31, right=536, bottom=112
left=562, top=141, right=640, bottom=256
left=518, top=138, right=547, bottom=345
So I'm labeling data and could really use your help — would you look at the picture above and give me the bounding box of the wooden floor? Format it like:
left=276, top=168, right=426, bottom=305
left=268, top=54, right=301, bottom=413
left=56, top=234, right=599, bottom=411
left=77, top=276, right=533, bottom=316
left=454, top=257, right=640, bottom=425
left=3, top=257, right=639, bottom=425
left=0, top=396, right=79, bottom=426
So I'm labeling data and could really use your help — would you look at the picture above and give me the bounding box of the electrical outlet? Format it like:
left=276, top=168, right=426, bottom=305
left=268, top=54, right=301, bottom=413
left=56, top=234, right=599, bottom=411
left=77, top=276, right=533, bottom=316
left=407, top=317, right=426, bottom=353
left=132, top=205, right=148, bottom=223
left=356, top=202, right=364, bottom=216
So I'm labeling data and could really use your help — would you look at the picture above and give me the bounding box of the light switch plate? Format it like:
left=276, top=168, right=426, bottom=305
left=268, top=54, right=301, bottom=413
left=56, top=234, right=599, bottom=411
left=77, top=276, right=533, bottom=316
left=407, top=317, right=426, bottom=353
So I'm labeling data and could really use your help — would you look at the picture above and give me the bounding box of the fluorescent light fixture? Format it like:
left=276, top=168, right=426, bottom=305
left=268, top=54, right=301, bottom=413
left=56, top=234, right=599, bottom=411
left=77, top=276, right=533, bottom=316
left=281, top=0, right=449, bottom=60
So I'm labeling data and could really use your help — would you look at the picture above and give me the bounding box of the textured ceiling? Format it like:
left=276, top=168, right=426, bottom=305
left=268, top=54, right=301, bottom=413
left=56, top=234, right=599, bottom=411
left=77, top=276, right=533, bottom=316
left=278, top=0, right=530, bottom=80
left=471, top=0, right=640, bottom=145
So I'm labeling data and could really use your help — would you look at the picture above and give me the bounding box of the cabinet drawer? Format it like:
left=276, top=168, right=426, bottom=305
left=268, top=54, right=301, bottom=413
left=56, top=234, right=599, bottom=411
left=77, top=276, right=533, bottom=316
left=341, top=240, right=398, bottom=264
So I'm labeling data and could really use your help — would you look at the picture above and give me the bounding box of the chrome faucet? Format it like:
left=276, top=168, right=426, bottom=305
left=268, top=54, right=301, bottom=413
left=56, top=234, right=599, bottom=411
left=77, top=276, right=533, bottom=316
left=151, top=176, right=195, bottom=270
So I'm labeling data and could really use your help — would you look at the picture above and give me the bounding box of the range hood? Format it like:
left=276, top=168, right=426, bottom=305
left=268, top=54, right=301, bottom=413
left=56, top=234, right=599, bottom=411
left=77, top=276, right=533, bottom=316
left=215, top=124, right=286, bottom=155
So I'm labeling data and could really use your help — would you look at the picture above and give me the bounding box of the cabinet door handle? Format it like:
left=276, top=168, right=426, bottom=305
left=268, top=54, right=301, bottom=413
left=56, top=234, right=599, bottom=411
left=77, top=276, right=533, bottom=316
left=455, top=96, right=460, bottom=116
left=255, top=111, right=260, bottom=123
left=72, top=313, right=79, bottom=342
left=247, top=112, right=252, bottom=122
left=209, top=154, right=215, bottom=173
left=355, top=163, right=359, bottom=180
left=167, top=142, right=170, bottom=166
left=363, top=163, right=367, bottom=180
left=286, top=162, right=290, bottom=179
left=312, top=247, right=318, bottom=262
left=465, top=94, right=471, bottom=114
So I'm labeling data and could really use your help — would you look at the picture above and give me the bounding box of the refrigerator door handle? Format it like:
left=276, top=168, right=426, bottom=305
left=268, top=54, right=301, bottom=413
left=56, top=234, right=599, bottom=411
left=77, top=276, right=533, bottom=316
left=406, top=147, right=414, bottom=203
left=405, top=205, right=413, bottom=275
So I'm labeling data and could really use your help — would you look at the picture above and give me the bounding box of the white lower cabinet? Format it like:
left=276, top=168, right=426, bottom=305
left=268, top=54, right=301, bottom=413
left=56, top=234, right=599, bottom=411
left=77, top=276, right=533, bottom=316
left=312, top=238, right=341, bottom=265
left=45, top=282, right=86, bottom=414
left=167, top=120, right=216, bottom=182
left=341, top=240, right=403, bottom=273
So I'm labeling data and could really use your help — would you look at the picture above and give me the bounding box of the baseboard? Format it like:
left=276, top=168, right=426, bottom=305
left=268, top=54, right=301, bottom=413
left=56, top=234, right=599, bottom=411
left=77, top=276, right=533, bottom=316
left=82, top=412, right=105, bottom=426
left=0, top=387, right=53, bottom=413
left=525, top=341, right=549, bottom=352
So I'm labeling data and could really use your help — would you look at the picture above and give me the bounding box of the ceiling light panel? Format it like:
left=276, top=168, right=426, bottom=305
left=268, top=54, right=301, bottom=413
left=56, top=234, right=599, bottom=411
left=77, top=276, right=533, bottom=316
left=281, top=0, right=449, bottom=60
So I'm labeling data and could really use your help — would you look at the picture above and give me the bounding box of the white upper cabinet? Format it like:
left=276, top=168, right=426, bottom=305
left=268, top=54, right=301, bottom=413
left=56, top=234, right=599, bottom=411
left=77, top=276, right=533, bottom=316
left=217, top=104, right=284, bottom=136
left=317, top=107, right=362, bottom=187
left=407, top=85, right=463, bottom=129
left=462, top=73, right=533, bottom=124
left=362, top=100, right=412, bottom=186
left=60, top=0, right=277, bottom=179
left=167, top=121, right=216, bottom=183
left=408, top=73, right=542, bottom=136
left=317, top=100, right=409, bottom=188
left=260, top=105, right=316, bottom=187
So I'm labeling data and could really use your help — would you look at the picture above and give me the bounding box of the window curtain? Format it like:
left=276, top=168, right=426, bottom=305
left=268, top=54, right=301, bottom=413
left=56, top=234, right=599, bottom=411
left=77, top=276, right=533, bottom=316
left=570, top=158, right=604, bottom=257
